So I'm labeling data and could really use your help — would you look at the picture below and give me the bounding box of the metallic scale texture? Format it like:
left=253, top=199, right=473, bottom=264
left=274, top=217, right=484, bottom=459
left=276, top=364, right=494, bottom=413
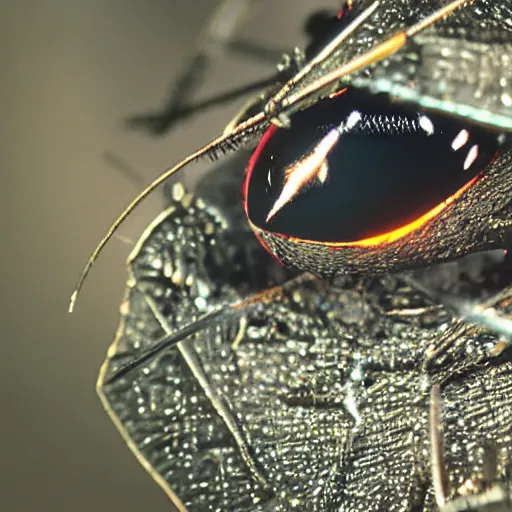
left=98, top=173, right=512, bottom=510
left=97, top=0, right=512, bottom=511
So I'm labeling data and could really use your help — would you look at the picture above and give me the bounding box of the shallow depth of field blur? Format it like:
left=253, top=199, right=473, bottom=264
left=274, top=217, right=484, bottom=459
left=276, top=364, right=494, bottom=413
left=1, top=1, right=321, bottom=510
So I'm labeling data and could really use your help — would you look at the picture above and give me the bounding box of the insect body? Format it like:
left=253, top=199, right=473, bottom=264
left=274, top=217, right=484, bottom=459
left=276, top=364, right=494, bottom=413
left=69, top=0, right=512, bottom=309
left=89, top=0, right=512, bottom=511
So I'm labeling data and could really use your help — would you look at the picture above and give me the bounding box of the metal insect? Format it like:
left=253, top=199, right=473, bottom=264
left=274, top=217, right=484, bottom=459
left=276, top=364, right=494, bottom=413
left=69, top=0, right=512, bottom=310
left=74, top=0, right=512, bottom=510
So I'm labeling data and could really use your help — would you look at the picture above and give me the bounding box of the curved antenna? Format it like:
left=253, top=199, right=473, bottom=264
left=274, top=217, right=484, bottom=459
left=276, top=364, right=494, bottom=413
left=69, top=0, right=470, bottom=312
left=68, top=1, right=378, bottom=312
left=69, top=111, right=265, bottom=312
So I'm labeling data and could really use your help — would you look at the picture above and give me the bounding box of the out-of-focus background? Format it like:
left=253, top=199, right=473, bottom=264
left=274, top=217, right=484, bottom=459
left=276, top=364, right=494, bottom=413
left=1, top=1, right=323, bottom=511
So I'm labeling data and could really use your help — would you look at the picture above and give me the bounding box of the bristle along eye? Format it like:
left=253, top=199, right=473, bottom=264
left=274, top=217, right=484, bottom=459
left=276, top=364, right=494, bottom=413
left=242, top=88, right=499, bottom=249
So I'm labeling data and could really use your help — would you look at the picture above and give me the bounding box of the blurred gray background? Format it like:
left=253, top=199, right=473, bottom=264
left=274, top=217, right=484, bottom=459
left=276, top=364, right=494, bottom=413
left=1, top=1, right=324, bottom=511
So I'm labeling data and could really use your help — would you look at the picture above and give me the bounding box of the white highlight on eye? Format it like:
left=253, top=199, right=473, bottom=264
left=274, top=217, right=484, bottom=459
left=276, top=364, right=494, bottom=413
left=345, top=110, right=362, bottom=130
left=463, top=144, right=479, bottom=170
left=418, top=114, right=434, bottom=135
left=266, top=126, right=341, bottom=223
left=451, top=129, right=469, bottom=151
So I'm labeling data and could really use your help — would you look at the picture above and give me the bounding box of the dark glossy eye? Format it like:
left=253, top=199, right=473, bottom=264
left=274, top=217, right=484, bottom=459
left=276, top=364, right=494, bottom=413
left=243, top=88, right=499, bottom=246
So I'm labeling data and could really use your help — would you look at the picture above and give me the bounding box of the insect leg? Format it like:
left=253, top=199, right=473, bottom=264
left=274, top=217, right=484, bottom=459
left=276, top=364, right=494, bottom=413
left=105, top=272, right=319, bottom=384
left=139, top=287, right=272, bottom=492
left=430, top=384, right=449, bottom=507
left=127, top=0, right=269, bottom=135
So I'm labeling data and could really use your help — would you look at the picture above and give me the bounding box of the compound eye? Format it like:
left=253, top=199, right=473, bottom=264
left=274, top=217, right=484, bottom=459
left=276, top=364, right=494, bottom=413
left=242, top=88, right=499, bottom=245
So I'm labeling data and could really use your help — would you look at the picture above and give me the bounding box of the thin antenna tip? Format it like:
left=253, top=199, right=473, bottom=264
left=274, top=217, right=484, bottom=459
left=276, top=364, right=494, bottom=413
left=69, top=291, right=78, bottom=313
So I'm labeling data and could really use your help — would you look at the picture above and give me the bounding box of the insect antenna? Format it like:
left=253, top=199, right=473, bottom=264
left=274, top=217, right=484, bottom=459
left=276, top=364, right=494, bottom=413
left=105, top=273, right=317, bottom=384
left=69, top=110, right=266, bottom=313
left=280, top=0, right=469, bottom=111
left=265, top=0, right=380, bottom=117
left=69, top=0, right=469, bottom=312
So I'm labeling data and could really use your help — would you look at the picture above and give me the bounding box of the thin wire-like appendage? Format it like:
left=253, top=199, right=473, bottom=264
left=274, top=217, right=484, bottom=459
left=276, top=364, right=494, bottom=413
left=104, top=304, right=231, bottom=385
left=141, top=287, right=271, bottom=491
left=430, top=384, right=449, bottom=507
left=105, top=273, right=317, bottom=384
left=267, top=0, right=380, bottom=110
left=282, top=0, right=470, bottom=110
left=68, top=111, right=265, bottom=312
left=69, top=0, right=470, bottom=312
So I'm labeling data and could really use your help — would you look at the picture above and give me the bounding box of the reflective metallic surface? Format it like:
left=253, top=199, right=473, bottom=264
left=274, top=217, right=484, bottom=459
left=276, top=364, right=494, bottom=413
left=100, top=172, right=512, bottom=510
left=95, top=1, right=512, bottom=510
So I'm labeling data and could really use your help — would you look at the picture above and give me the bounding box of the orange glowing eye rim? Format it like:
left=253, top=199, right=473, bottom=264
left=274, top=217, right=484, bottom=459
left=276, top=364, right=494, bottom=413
left=252, top=173, right=483, bottom=249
